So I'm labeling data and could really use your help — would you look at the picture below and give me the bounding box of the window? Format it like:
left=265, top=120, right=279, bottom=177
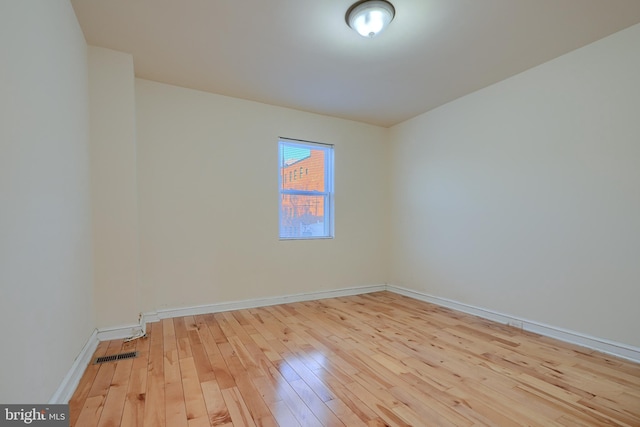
left=279, top=138, right=334, bottom=239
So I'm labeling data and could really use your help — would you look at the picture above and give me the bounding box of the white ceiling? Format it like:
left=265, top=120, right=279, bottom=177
left=71, top=0, right=640, bottom=127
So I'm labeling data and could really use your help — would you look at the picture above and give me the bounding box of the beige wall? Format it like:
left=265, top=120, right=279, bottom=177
left=135, top=79, right=390, bottom=313
left=88, top=46, right=140, bottom=328
left=0, top=0, right=95, bottom=402
left=389, top=24, right=640, bottom=347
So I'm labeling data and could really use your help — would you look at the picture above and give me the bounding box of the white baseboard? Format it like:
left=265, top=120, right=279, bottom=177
left=387, top=285, right=640, bottom=364
left=142, top=311, right=160, bottom=325
left=147, top=284, right=387, bottom=321
left=49, top=329, right=99, bottom=404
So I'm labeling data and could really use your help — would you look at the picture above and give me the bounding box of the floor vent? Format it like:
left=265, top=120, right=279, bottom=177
left=94, top=351, right=138, bottom=365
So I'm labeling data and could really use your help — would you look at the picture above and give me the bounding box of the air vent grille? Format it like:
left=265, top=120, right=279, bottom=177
left=93, top=351, right=138, bottom=364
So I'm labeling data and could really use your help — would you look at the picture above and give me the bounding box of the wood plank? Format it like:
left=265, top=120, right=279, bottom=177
left=197, top=316, right=236, bottom=389
left=120, top=335, right=150, bottom=427
left=221, top=387, right=257, bottom=427
left=164, top=386, right=188, bottom=426
left=174, top=317, right=193, bottom=360
left=188, top=328, right=217, bottom=383
left=200, top=380, right=232, bottom=427
left=217, top=342, right=277, bottom=426
left=73, top=340, right=124, bottom=427
left=73, top=395, right=109, bottom=427
left=97, top=357, right=134, bottom=427
left=179, top=356, right=211, bottom=427
left=257, top=364, right=323, bottom=427
left=165, top=347, right=188, bottom=427
left=69, top=340, right=110, bottom=427
left=288, top=378, right=344, bottom=426
left=143, top=322, right=166, bottom=427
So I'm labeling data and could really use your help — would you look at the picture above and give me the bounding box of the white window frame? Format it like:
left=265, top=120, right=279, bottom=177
left=278, top=138, right=334, bottom=240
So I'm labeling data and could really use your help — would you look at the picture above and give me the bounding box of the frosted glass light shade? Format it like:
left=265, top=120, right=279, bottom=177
left=346, top=0, right=395, bottom=38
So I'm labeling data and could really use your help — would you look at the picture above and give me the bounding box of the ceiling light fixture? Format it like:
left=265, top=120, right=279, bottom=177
left=346, top=0, right=395, bottom=38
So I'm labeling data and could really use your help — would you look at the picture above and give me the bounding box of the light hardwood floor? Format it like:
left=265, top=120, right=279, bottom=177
left=70, top=292, right=640, bottom=426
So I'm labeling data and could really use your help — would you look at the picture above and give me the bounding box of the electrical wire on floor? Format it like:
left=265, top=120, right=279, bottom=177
left=123, top=330, right=146, bottom=342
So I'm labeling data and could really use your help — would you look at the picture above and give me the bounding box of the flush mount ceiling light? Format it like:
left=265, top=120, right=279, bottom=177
left=346, top=0, right=395, bottom=38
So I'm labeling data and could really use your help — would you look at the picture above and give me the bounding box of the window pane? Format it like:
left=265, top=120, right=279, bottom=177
left=281, top=145, right=325, bottom=192
left=280, top=194, right=329, bottom=238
